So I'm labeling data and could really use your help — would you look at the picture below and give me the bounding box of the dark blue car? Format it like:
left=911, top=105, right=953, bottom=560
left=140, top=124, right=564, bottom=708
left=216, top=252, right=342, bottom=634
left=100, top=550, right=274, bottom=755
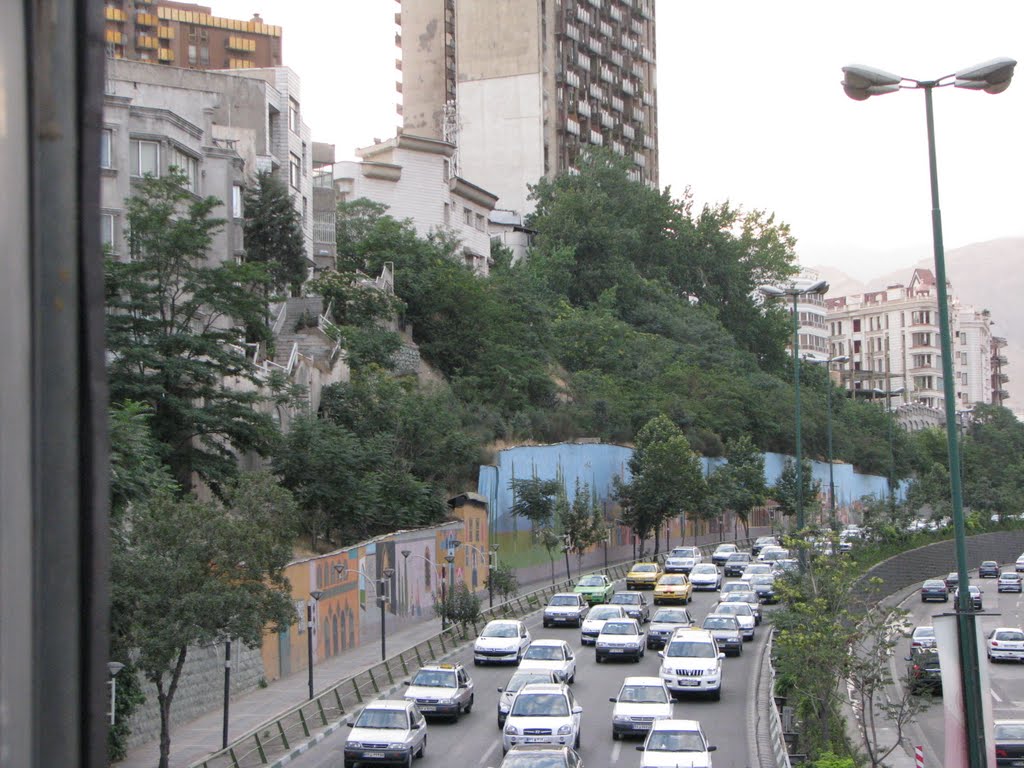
left=920, top=579, right=949, bottom=602
left=979, top=561, right=1000, bottom=578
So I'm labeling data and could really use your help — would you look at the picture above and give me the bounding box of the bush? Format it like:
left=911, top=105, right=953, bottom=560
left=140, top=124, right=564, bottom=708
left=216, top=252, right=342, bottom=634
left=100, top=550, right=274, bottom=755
left=433, top=582, right=481, bottom=627
left=485, top=561, right=520, bottom=603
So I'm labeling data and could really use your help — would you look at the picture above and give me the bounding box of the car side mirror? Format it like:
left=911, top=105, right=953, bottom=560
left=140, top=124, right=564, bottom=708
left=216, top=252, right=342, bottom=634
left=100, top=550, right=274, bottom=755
left=572, top=705, right=583, bottom=714
left=904, top=655, right=912, bottom=662
left=347, top=722, right=354, bottom=728
left=636, top=745, right=645, bottom=752
left=405, top=680, right=411, bottom=686
left=658, top=650, right=665, bottom=658
left=609, top=697, right=618, bottom=703
left=708, top=745, right=718, bottom=752
left=719, top=653, right=725, bottom=660
left=497, top=687, right=504, bottom=692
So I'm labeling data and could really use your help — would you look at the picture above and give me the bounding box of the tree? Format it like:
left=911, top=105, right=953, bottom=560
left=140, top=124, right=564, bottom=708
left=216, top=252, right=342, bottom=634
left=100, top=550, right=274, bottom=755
left=433, top=582, right=482, bottom=627
left=112, top=473, right=298, bottom=768
left=509, top=477, right=562, bottom=533
left=485, top=561, right=520, bottom=603
left=708, top=435, right=767, bottom=539
left=243, top=170, right=307, bottom=295
left=772, top=458, right=822, bottom=528
left=560, top=479, right=601, bottom=574
left=105, top=170, right=278, bottom=495
left=539, top=528, right=564, bottom=585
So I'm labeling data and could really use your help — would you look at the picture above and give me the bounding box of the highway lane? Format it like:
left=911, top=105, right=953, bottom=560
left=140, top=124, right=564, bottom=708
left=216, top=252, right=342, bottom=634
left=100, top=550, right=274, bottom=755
left=896, top=563, right=1024, bottom=762
left=288, top=574, right=773, bottom=768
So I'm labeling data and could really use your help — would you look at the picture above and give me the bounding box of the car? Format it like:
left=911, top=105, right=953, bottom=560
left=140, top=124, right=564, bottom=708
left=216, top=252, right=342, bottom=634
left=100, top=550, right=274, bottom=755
left=475, top=620, right=532, bottom=665
left=944, top=572, right=960, bottom=592
left=739, top=563, right=774, bottom=582
left=610, top=591, right=650, bottom=623
left=701, top=614, right=743, bottom=657
left=773, top=558, right=799, bottom=575
left=980, top=560, right=1001, bottom=578
left=658, top=628, right=724, bottom=700
left=580, top=604, right=628, bottom=645
left=723, top=552, right=752, bottom=577
left=647, top=607, right=694, bottom=650
left=710, top=601, right=755, bottom=641
left=609, top=677, right=674, bottom=741
left=906, top=647, right=942, bottom=696
left=596, top=618, right=646, bottom=663
left=1016, top=554, right=1024, bottom=573
left=495, top=745, right=584, bottom=768
left=573, top=574, right=615, bottom=605
left=343, top=699, right=428, bottom=768
left=502, top=683, right=582, bottom=754
left=653, top=574, right=693, bottom=605
left=688, top=563, right=721, bottom=591
left=711, top=543, right=738, bottom=565
left=954, top=584, right=983, bottom=610
left=627, top=561, right=664, bottom=590
left=519, top=639, right=577, bottom=683
left=636, top=719, right=717, bottom=768
left=544, top=593, right=590, bottom=628
left=920, top=579, right=949, bottom=602
left=403, top=663, right=474, bottom=719
left=720, top=591, right=762, bottom=625
left=999, top=571, right=1024, bottom=593
left=910, top=626, right=937, bottom=650
left=751, top=536, right=779, bottom=558
left=747, top=574, right=778, bottom=605
left=664, top=546, right=702, bottom=574
left=758, top=546, right=790, bottom=564
left=988, top=627, right=1024, bottom=662
left=497, top=670, right=561, bottom=727
left=719, top=581, right=751, bottom=596
left=995, top=720, right=1024, bottom=767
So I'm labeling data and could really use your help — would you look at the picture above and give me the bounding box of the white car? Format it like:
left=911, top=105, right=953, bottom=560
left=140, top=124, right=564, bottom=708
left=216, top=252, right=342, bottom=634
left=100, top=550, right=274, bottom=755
left=910, top=626, right=937, bottom=650
left=636, top=718, right=717, bottom=768
left=595, top=618, right=646, bottom=663
left=710, top=544, right=738, bottom=566
left=580, top=604, right=628, bottom=646
left=543, top=593, right=590, bottom=628
left=688, top=564, right=721, bottom=591
left=518, top=639, right=577, bottom=683
left=502, top=683, right=582, bottom=753
left=710, top=602, right=755, bottom=641
left=659, top=629, right=724, bottom=700
left=609, top=676, right=674, bottom=740
left=497, top=670, right=561, bottom=728
left=1016, top=554, right=1024, bottom=573
left=665, top=546, right=702, bottom=574
left=758, top=546, right=789, bottom=563
left=403, top=662, right=474, bottom=719
left=998, top=571, right=1024, bottom=592
left=475, top=619, right=531, bottom=665
left=343, top=700, right=427, bottom=767
left=988, top=627, right=1024, bottom=662
left=739, top=563, right=773, bottom=582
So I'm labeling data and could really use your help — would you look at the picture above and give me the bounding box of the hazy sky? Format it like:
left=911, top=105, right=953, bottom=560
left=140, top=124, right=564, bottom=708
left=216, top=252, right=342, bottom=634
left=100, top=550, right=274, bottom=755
left=213, top=1, right=1024, bottom=280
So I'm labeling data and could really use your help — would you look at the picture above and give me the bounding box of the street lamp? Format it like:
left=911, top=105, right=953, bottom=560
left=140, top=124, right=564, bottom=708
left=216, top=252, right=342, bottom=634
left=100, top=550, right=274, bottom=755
left=841, top=56, right=1015, bottom=768
left=306, top=590, right=323, bottom=700
left=761, top=279, right=830, bottom=567
left=336, top=564, right=395, bottom=661
left=107, top=661, right=124, bottom=726
left=444, top=553, right=456, bottom=628
left=462, top=542, right=499, bottom=608
left=401, top=549, right=449, bottom=626
left=807, top=354, right=849, bottom=531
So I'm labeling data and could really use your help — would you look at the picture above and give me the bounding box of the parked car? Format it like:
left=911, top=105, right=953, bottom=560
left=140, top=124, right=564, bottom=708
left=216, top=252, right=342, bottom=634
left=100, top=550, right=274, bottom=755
left=998, top=571, right=1024, bottom=593
left=723, top=552, right=752, bottom=577
left=920, top=579, right=949, bottom=602
left=519, top=639, right=577, bottom=683
left=721, top=590, right=762, bottom=624
left=502, top=683, right=582, bottom=754
left=573, top=574, right=615, bottom=605
left=610, top=591, right=650, bottom=623
left=906, top=648, right=942, bottom=695
left=751, top=536, right=779, bottom=558
left=609, top=676, right=674, bottom=740
left=646, top=608, right=694, bottom=650
left=711, top=543, right=738, bottom=566
left=596, top=618, right=646, bottom=663
left=688, top=563, right=722, bottom=591
left=636, top=719, right=717, bottom=768
left=710, top=601, right=755, bottom=641
left=980, top=560, right=1001, bottom=578
left=403, top=662, right=474, bottom=719
left=995, top=720, right=1024, bottom=767
left=475, top=620, right=532, bottom=665
left=495, top=745, right=584, bottom=768
left=544, top=593, right=590, bottom=628
left=497, top=670, right=561, bottom=727
left=627, top=562, right=664, bottom=590
left=910, top=626, right=937, bottom=650
left=945, top=572, right=960, bottom=592
left=954, top=585, right=984, bottom=610
left=664, top=546, right=702, bottom=574
left=701, top=614, right=743, bottom=657
left=987, top=627, right=1024, bottom=662
left=658, top=629, right=724, bottom=700
left=653, top=574, right=693, bottom=605
left=580, top=604, right=628, bottom=646
left=343, top=700, right=428, bottom=768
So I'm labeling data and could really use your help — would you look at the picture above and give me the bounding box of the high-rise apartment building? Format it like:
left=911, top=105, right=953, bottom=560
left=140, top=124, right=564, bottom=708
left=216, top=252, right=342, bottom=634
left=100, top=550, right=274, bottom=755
left=397, top=0, right=659, bottom=215
left=103, top=1, right=282, bottom=70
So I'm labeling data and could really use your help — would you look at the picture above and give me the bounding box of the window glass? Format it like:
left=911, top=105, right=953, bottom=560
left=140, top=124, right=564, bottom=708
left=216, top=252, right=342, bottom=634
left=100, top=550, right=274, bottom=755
left=290, top=154, right=301, bottom=188
left=101, top=213, right=115, bottom=251
left=232, top=185, right=243, bottom=218
left=131, top=139, right=160, bottom=177
left=100, top=129, right=113, bottom=169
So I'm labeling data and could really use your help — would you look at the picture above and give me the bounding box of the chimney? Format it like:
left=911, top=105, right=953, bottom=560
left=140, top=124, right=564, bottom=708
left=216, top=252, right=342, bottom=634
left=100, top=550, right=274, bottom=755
left=251, top=13, right=262, bottom=22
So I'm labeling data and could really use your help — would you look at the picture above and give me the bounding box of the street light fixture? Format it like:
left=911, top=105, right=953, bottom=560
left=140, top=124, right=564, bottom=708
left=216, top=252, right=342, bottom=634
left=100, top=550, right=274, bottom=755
left=306, top=590, right=323, bottom=700
left=107, top=661, right=125, bottom=726
left=841, top=56, right=1015, bottom=768
left=336, top=564, right=395, bottom=661
left=807, top=354, right=849, bottom=531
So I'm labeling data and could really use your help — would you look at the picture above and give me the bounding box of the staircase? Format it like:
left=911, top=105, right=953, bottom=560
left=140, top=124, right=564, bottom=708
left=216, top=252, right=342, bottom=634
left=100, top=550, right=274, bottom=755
left=273, top=297, right=331, bottom=367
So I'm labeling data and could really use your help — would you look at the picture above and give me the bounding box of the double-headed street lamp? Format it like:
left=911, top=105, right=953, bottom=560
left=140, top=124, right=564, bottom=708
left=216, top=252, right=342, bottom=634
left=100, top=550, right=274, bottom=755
left=806, top=354, right=849, bottom=531
left=841, top=56, right=1015, bottom=768
left=400, top=549, right=449, bottom=626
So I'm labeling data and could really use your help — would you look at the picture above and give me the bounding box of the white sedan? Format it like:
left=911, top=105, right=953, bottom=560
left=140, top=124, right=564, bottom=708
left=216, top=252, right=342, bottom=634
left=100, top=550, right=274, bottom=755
left=711, top=602, right=755, bottom=641
left=988, top=627, right=1024, bottom=662
left=637, top=718, right=717, bottom=768
left=688, top=564, right=721, bottom=591
left=518, top=639, right=577, bottom=683
left=474, top=619, right=531, bottom=665
left=1017, top=554, right=1024, bottom=573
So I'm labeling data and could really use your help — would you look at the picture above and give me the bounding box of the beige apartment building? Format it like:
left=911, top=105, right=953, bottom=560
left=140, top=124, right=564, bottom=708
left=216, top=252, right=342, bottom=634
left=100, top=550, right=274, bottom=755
left=826, top=268, right=1008, bottom=412
left=397, top=0, right=659, bottom=215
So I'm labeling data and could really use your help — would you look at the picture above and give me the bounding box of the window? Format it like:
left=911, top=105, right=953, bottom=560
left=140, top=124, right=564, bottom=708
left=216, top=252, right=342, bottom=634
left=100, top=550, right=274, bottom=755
left=289, top=98, right=300, bottom=133
left=853, top=340, right=861, bottom=354
left=199, top=45, right=209, bottom=66
left=130, top=139, right=160, bottom=177
left=912, top=332, right=933, bottom=348
left=853, top=319, right=861, bottom=332
left=960, top=333, right=967, bottom=345
left=169, top=148, right=198, bottom=192
left=475, top=213, right=485, bottom=232
left=302, top=196, right=308, bottom=226
left=443, top=202, right=450, bottom=224
left=188, top=44, right=197, bottom=65
left=463, top=207, right=472, bottom=225
left=232, top=185, right=243, bottom=219
left=100, top=213, right=115, bottom=253
left=301, top=142, right=307, bottom=175
left=961, top=373, right=968, bottom=385
left=289, top=153, right=300, bottom=188
left=100, top=129, right=113, bottom=169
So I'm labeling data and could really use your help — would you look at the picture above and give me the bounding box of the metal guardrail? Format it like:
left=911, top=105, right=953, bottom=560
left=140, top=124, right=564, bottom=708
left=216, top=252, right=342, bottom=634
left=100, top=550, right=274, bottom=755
left=189, top=538, right=756, bottom=768
left=764, top=632, right=793, bottom=768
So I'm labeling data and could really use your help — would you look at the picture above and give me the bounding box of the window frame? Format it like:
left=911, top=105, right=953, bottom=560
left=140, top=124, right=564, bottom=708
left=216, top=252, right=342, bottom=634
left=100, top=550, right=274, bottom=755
left=289, top=153, right=301, bottom=189
left=130, top=138, right=161, bottom=178
left=100, top=128, right=114, bottom=169
left=100, top=212, right=115, bottom=252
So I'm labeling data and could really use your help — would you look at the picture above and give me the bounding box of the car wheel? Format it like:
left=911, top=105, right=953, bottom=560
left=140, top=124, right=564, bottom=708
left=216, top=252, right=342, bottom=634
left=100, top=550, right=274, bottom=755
left=612, top=730, right=620, bottom=741
left=574, top=729, right=581, bottom=750
left=543, top=620, right=550, bottom=628
left=405, top=749, right=414, bottom=768
left=568, top=669, right=576, bottom=684
left=474, top=659, right=481, bottom=666
left=465, top=694, right=474, bottom=714
left=418, top=735, right=427, bottom=759
left=710, top=687, right=721, bottom=702
left=344, top=762, right=355, bottom=768
left=595, top=654, right=602, bottom=664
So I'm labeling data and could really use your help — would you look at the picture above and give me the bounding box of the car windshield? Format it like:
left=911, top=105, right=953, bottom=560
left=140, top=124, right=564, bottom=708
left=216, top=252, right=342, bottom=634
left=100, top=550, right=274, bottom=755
left=746, top=565, right=771, bottom=573
left=510, top=693, right=569, bottom=717
left=482, top=623, right=519, bottom=638
left=666, top=640, right=716, bottom=658
left=995, top=630, right=1024, bottom=641
left=645, top=730, right=706, bottom=752
left=995, top=723, right=1024, bottom=739
left=982, top=561, right=997, bottom=567
left=721, top=583, right=745, bottom=593
left=715, top=546, right=736, bottom=553
left=620, top=685, right=669, bottom=704
left=692, top=565, right=716, bottom=574
left=726, top=554, right=749, bottom=562
left=633, top=564, right=657, bottom=572
left=659, top=576, right=686, bottom=585
left=355, top=709, right=408, bottom=730
left=507, top=672, right=552, bottom=692
left=611, top=594, right=640, bottom=605
left=578, top=576, right=605, bottom=587
left=525, top=645, right=564, bottom=660
left=500, top=755, right=567, bottom=768
left=724, top=593, right=755, bottom=603
left=704, top=617, right=738, bottom=630
left=550, top=595, right=577, bottom=606
left=673, top=548, right=698, bottom=558
left=923, top=580, right=945, bottom=588
left=652, top=609, right=689, bottom=623
left=411, top=670, right=456, bottom=688
left=914, top=628, right=935, bottom=638
left=588, top=606, right=622, bottom=620
left=751, top=576, right=774, bottom=586
left=602, top=622, right=637, bottom=635
left=716, top=603, right=750, bottom=616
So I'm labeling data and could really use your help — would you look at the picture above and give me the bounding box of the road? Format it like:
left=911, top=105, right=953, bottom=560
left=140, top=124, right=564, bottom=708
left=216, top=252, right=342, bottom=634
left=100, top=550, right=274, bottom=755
left=288, top=576, right=772, bottom=768
left=896, top=564, right=1024, bottom=762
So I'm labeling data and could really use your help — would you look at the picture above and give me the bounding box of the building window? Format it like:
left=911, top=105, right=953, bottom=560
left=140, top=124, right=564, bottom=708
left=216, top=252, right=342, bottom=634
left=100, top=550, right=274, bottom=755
left=475, top=213, right=485, bottom=232
left=188, top=44, right=197, bottom=65
left=289, top=98, right=300, bottom=133
left=100, top=128, right=114, bottom=169
left=443, top=203, right=450, bottom=224
left=912, top=332, right=933, bottom=347
left=289, top=153, right=300, bottom=188
left=301, top=142, right=307, bottom=175
left=232, top=185, right=243, bottom=219
left=100, top=213, right=115, bottom=253
left=853, top=340, right=861, bottom=354
left=852, top=319, right=861, bottom=332
left=199, top=45, right=209, bottom=66
left=463, top=207, right=472, bottom=225
left=169, top=148, right=199, bottom=193
left=302, top=196, right=308, bottom=227
left=130, top=139, right=160, bottom=177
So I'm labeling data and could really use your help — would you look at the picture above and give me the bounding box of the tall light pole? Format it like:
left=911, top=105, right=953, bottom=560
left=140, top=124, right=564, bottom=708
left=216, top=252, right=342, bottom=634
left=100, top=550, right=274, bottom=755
left=444, top=553, right=456, bottom=627
left=808, top=354, right=849, bottom=531
left=842, top=56, right=1015, bottom=768
left=761, top=279, right=830, bottom=567
left=306, top=590, right=323, bottom=700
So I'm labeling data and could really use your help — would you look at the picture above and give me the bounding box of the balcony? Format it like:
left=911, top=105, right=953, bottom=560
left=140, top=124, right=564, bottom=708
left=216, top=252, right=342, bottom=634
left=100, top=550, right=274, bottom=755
left=587, top=0, right=601, bottom=7
left=633, top=152, right=646, bottom=167
left=157, top=25, right=174, bottom=39
left=610, top=95, right=624, bottom=112
left=104, top=6, right=126, bottom=21
left=589, top=82, right=604, bottom=100
left=600, top=66, right=614, bottom=83
left=136, top=34, right=158, bottom=50
left=136, top=12, right=157, bottom=26
left=576, top=6, right=592, bottom=25
left=588, top=36, right=603, bottom=55
left=631, top=18, right=644, bottom=35
left=632, top=106, right=645, bottom=122
left=641, top=46, right=654, bottom=63
left=642, top=91, right=654, bottom=106
left=589, top=129, right=603, bottom=146
left=600, top=21, right=613, bottom=37
left=622, top=78, right=635, bottom=95
left=576, top=55, right=591, bottom=72
left=105, top=29, right=127, bottom=45
left=643, top=135, right=655, bottom=149
left=577, top=100, right=591, bottom=117
left=564, top=24, right=581, bottom=42
left=621, top=35, right=638, bottom=52
left=611, top=140, right=626, bottom=156
left=565, top=117, right=581, bottom=136
left=158, top=48, right=174, bottom=62
left=994, top=354, right=1009, bottom=366
left=610, top=50, right=624, bottom=67
left=609, top=6, right=623, bottom=22
left=564, top=70, right=581, bottom=88
left=227, top=36, right=256, bottom=52
left=600, top=111, right=614, bottom=128
left=622, top=123, right=635, bottom=139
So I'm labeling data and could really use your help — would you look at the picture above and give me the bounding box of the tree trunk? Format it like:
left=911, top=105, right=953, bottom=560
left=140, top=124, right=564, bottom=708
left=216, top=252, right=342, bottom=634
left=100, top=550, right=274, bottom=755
left=653, top=528, right=660, bottom=557
left=155, top=646, right=189, bottom=768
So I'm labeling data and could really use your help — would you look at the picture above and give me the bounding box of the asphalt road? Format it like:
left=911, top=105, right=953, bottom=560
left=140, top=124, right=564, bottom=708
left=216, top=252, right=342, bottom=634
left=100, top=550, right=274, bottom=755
left=897, top=564, right=1024, bottom=761
left=288, top=576, right=772, bottom=768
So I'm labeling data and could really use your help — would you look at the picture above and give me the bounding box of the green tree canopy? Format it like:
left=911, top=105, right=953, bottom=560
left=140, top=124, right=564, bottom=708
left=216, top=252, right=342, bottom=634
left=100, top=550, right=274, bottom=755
left=243, top=170, right=308, bottom=294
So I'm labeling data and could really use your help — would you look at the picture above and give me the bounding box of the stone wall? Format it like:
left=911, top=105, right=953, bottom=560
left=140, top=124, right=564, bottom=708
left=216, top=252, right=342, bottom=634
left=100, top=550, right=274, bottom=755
left=124, top=639, right=265, bottom=751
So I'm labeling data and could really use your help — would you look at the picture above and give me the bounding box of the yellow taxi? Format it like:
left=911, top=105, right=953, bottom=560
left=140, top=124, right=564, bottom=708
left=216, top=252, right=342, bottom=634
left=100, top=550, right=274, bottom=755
left=653, top=573, right=693, bottom=605
left=626, top=561, right=663, bottom=590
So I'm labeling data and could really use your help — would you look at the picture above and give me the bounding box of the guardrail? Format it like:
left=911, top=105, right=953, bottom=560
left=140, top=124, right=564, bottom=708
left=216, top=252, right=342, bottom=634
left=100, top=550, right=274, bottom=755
left=190, top=539, right=755, bottom=768
left=764, top=632, right=792, bottom=768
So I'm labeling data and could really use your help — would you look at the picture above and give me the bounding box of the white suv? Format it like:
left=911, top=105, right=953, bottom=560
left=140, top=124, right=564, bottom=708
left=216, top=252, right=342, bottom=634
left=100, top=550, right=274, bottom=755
left=658, top=629, right=724, bottom=700
left=502, top=683, right=582, bottom=754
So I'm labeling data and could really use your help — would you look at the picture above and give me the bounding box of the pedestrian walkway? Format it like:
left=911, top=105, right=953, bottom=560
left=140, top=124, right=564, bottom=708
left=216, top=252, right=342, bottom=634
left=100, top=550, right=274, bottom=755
left=117, top=528, right=767, bottom=768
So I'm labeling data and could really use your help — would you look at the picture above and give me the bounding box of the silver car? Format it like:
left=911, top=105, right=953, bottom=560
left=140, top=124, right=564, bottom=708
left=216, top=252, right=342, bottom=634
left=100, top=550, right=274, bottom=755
left=344, top=700, right=427, bottom=767
left=721, top=591, right=762, bottom=624
left=609, top=676, right=674, bottom=740
left=543, top=593, right=590, bottom=628
left=701, top=614, right=743, bottom=657
left=688, top=563, right=721, bottom=591
left=497, top=669, right=560, bottom=727
left=475, top=620, right=532, bottom=665
left=403, top=663, right=474, bottom=719
left=646, top=607, right=694, bottom=650
left=711, top=601, right=755, bottom=641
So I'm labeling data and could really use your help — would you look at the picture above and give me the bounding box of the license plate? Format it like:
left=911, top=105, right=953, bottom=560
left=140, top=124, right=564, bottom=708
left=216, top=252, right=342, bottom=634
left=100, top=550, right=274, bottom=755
left=418, top=705, right=436, bottom=711
left=610, top=648, right=625, bottom=653
left=525, top=737, right=547, bottom=743
left=632, top=723, right=651, bottom=730
left=363, top=752, right=386, bottom=759
left=679, top=680, right=700, bottom=687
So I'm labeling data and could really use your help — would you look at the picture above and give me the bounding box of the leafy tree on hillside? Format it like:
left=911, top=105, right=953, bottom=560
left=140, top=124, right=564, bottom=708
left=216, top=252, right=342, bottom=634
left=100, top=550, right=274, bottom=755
left=707, top=435, right=767, bottom=539
left=243, top=170, right=308, bottom=295
left=510, top=477, right=562, bottom=534
left=772, top=458, right=822, bottom=528
left=560, top=479, right=603, bottom=575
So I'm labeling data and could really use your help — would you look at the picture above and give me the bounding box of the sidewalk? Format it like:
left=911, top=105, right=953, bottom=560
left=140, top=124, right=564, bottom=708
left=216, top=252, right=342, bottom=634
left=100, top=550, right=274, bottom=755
left=117, top=528, right=768, bottom=768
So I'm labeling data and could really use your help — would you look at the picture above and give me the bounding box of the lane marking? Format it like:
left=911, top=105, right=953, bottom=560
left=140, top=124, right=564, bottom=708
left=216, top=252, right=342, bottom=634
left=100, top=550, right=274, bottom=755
left=992, top=690, right=1003, bottom=703
left=611, top=740, right=622, bottom=762
left=480, top=740, right=499, bottom=766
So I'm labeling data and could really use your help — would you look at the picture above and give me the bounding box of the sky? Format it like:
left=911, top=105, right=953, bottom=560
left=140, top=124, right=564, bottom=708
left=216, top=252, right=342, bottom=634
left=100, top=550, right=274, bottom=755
left=212, top=1, right=1024, bottom=281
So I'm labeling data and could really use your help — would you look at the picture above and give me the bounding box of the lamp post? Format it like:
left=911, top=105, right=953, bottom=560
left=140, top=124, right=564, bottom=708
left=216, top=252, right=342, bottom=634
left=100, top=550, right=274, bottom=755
left=444, top=553, right=456, bottom=627
left=221, top=639, right=231, bottom=748
left=463, top=542, right=498, bottom=608
left=842, top=56, right=1015, bottom=768
left=107, top=661, right=124, bottom=726
left=306, top=590, right=323, bottom=700
left=336, top=564, right=395, bottom=661
left=761, top=279, right=830, bottom=568
left=807, top=354, right=849, bottom=531
left=401, top=549, right=448, bottom=625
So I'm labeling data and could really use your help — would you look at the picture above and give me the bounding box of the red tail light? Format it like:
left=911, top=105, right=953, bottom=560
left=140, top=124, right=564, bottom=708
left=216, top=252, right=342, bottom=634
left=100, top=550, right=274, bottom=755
left=996, top=748, right=1008, bottom=758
